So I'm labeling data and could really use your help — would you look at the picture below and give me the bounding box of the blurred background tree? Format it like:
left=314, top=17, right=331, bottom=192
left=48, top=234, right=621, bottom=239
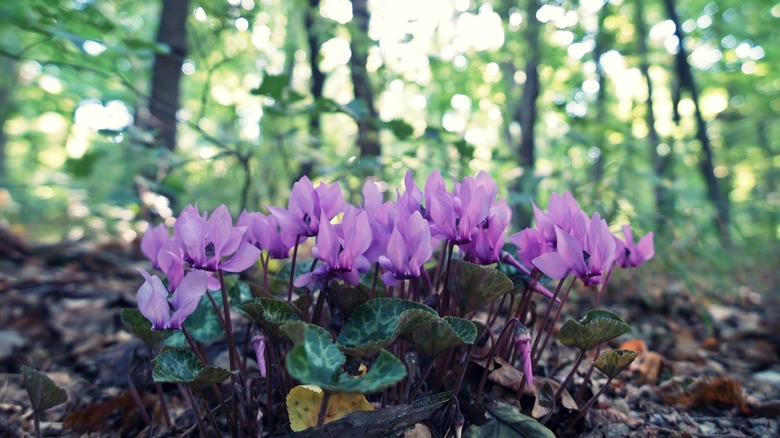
left=0, top=0, right=777, bottom=294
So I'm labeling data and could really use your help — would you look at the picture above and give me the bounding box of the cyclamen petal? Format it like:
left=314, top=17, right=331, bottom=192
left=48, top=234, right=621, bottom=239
left=169, top=269, right=208, bottom=311
left=220, top=240, right=261, bottom=272
left=251, top=335, right=267, bottom=378
left=175, top=210, right=208, bottom=267
left=532, top=252, right=572, bottom=279
left=554, top=227, right=587, bottom=275
left=266, top=205, right=309, bottom=236
left=136, top=270, right=171, bottom=330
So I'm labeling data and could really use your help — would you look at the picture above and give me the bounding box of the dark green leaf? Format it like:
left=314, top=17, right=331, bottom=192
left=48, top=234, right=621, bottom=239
left=448, top=260, right=514, bottom=314
left=558, top=309, right=632, bottom=352
left=22, top=365, right=68, bottom=412
left=252, top=73, right=290, bottom=100
left=403, top=316, right=477, bottom=358
left=121, top=308, right=174, bottom=345
left=282, top=322, right=406, bottom=393
left=464, top=401, right=555, bottom=438
left=328, top=282, right=370, bottom=319
left=152, top=347, right=234, bottom=390
left=337, top=298, right=437, bottom=357
left=594, top=349, right=639, bottom=379
left=239, top=297, right=303, bottom=341
left=182, top=292, right=225, bottom=344
left=385, top=119, right=414, bottom=140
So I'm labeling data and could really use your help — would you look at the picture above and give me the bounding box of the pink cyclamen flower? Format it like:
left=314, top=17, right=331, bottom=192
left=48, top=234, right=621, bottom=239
left=140, top=223, right=171, bottom=269
left=514, top=324, right=533, bottom=387
left=136, top=269, right=208, bottom=330
left=426, top=172, right=492, bottom=245
left=532, top=213, right=616, bottom=286
left=295, top=209, right=372, bottom=287
left=174, top=204, right=261, bottom=272
left=378, top=210, right=433, bottom=286
left=251, top=334, right=267, bottom=378
left=237, top=211, right=296, bottom=260
left=614, top=225, right=654, bottom=268
left=266, top=176, right=345, bottom=239
left=461, top=200, right=511, bottom=265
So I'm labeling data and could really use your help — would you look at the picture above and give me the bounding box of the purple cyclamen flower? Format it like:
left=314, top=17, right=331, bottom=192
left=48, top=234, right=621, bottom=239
left=238, top=211, right=296, bottom=260
left=295, top=209, right=372, bottom=287
left=514, top=324, right=533, bottom=387
left=140, top=223, right=170, bottom=269
left=378, top=210, right=433, bottom=286
left=266, top=176, right=345, bottom=239
left=136, top=269, right=208, bottom=330
left=427, top=172, right=492, bottom=245
left=614, top=225, right=654, bottom=268
left=531, top=191, right=587, bottom=253
left=460, top=200, right=511, bottom=265
left=251, top=334, right=267, bottom=378
left=532, top=213, right=616, bottom=286
left=174, top=204, right=261, bottom=272
left=396, top=170, right=424, bottom=217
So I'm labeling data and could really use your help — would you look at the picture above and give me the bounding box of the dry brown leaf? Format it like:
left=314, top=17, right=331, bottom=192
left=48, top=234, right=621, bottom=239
left=531, top=377, right=578, bottom=418
left=635, top=352, right=663, bottom=385
left=687, top=376, right=748, bottom=413
left=487, top=357, right=528, bottom=393
left=63, top=390, right=153, bottom=434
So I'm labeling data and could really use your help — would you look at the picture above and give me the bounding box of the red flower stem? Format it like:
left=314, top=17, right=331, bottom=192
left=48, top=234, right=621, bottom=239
left=261, top=251, right=270, bottom=296
left=155, top=381, right=172, bottom=429
left=127, top=373, right=151, bottom=427
left=33, top=411, right=41, bottom=438
left=218, top=269, right=249, bottom=437
left=554, top=348, right=586, bottom=400
left=317, top=392, right=331, bottom=426
left=487, top=290, right=511, bottom=328
left=287, top=235, right=301, bottom=302
left=180, top=384, right=209, bottom=437
left=205, top=291, right=227, bottom=329
left=575, top=345, right=602, bottom=403
left=474, top=318, right=518, bottom=409
left=369, top=262, right=380, bottom=299
left=409, top=358, right=436, bottom=401
left=440, top=241, right=455, bottom=315
left=433, top=241, right=447, bottom=291
left=530, top=278, right=567, bottom=366
left=311, top=280, right=330, bottom=325
left=572, top=376, right=614, bottom=426
left=534, top=278, right=576, bottom=366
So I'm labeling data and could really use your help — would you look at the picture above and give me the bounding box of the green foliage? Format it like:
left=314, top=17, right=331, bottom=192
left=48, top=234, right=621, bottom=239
left=22, top=365, right=68, bottom=412
left=239, top=297, right=303, bottom=341
left=558, top=310, right=632, bottom=352
left=402, top=315, right=477, bottom=358
left=282, top=322, right=406, bottom=394
left=120, top=308, right=174, bottom=345
left=337, top=298, right=436, bottom=357
left=448, top=260, right=514, bottom=315
left=594, top=349, right=639, bottom=379
left=152, top=347, right=234, bottom=390
left=463, top=401, right=555, bottom=438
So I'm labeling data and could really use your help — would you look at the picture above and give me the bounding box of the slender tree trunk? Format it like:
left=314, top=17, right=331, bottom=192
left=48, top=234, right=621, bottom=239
left=511, top=0, right=542, bottom=226
left=348, top=0, right=381, bottom=165
left=138, top=0, right=190, bottom=151
left=663, top=0, right=730, bottom=240
left=298, top=0, right=324, bottom=179
left=590, top=2, right=609, bottom=197
left=635, top=0, right=674, bottom=229
left=0, top=58, right=14, bottom=182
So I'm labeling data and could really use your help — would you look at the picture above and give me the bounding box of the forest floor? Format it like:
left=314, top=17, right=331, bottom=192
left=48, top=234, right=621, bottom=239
left=1, top=230, right=779, bottom=437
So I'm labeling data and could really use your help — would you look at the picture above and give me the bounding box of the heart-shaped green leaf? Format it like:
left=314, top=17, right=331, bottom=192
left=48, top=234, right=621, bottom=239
left=283, top=322, right=406, bottom=393
left=152, top=347, right=234, bottom=390
left=402, top=316, right=477, bottom=358
left=448, top=260, right=514, bottom=314
left=183, top=293, right=226, bottom=343
left=121, top=308, right=174, bottom=345
left=463, top=401, right=555, bottom=438
left=594, top=349, right=639, bottom=379
left=329, top=282, right=370, bottom=319
left=337, top=298, right=437, bottom=357
left=558, top=309, right=631, bottom=352
left=239, top=297, right=303, bottom=341
left=227, top=279, right=253, bottom=305
left=22, top=366, right=68, bottom=412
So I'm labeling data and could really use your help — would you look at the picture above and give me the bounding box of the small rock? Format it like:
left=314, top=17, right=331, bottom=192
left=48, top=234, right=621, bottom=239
left=0, top=329, right=24, bottom=359
left=606, top=423, right=630, bottom=438
left=753, top=369, right=780, bottom=386
left=649, top=413, right=664, bottom=426
left=699, top=422, right=717, bottom=435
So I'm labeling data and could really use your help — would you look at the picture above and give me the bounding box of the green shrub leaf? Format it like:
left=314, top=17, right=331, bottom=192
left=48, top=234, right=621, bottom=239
left=22, top=366, right=68, bottom=412
left=558, top=309, right=631, bottom=351
left=239, top=297, right=303, bottom=341
left=448, top=260, right=513, bottom=314
left=594, top=349, right=639, bottom=379
left=121, top=308, right=174, bottom=345
left=152, top=347, right=234, bottom=390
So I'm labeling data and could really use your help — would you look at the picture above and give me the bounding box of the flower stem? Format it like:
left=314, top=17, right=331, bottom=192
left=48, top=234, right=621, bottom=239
left=409, top=358, right=436, bottom=401
left=571, top=376, right=614, bottom=426
left=369, top=262, right=380, bottom=299
left=474, top=318, right=518, bottom=409
left=180, top=384, right=208, bottom=437
left=33, top=411, right=41, bottom=438
left=317, top=392, right=331, bottom=427
left=534, top=278, right=576, bottom=366
left=440, top=241, right=455, bottom=315
left=554, top=348, right=586, bottom=401
left=287, top=235, right=301, bottom=302
left=530, top=278, right=567, bottom=366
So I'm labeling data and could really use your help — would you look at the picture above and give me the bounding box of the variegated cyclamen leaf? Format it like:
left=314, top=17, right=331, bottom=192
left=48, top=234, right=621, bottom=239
left=121, top=308, right=174, bottom=345
left=152, top=347, right=234, bottom=390
left=448, top=259, right=514, bottom=314
left=328, top=282, right=370, bottom=319
left=239, top=297, right=303, bottom=341
left=283, top=322, right=406, bottom=393
left=403, top=316, right=477, bottom=358
left=338, top=298, right=437, bottom=357
left=558, top=309, right=631, bottom=351
left=183, top=293, right=225, bottom=343
left=594, top=349, right=639, bottom=379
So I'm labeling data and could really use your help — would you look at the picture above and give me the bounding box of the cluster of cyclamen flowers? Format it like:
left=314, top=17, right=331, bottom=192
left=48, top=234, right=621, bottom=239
left=136, top=170, right=653, bottom=331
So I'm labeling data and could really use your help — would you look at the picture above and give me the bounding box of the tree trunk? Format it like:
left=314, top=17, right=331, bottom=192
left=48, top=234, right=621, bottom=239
left=663, top=0, right=730, bottom=240
left=590, top=2, right=609, bottom=198
left=635, top=0, right=674, bottom=229
left=138, top=0, right=190, bottom=151
left=348, top=0, right=381, bottom=165
left=0, top=57, right=15, bottom=181
left=298, top=0, right=324, bottom=179
left=510, top=0, right=542, bottom=226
